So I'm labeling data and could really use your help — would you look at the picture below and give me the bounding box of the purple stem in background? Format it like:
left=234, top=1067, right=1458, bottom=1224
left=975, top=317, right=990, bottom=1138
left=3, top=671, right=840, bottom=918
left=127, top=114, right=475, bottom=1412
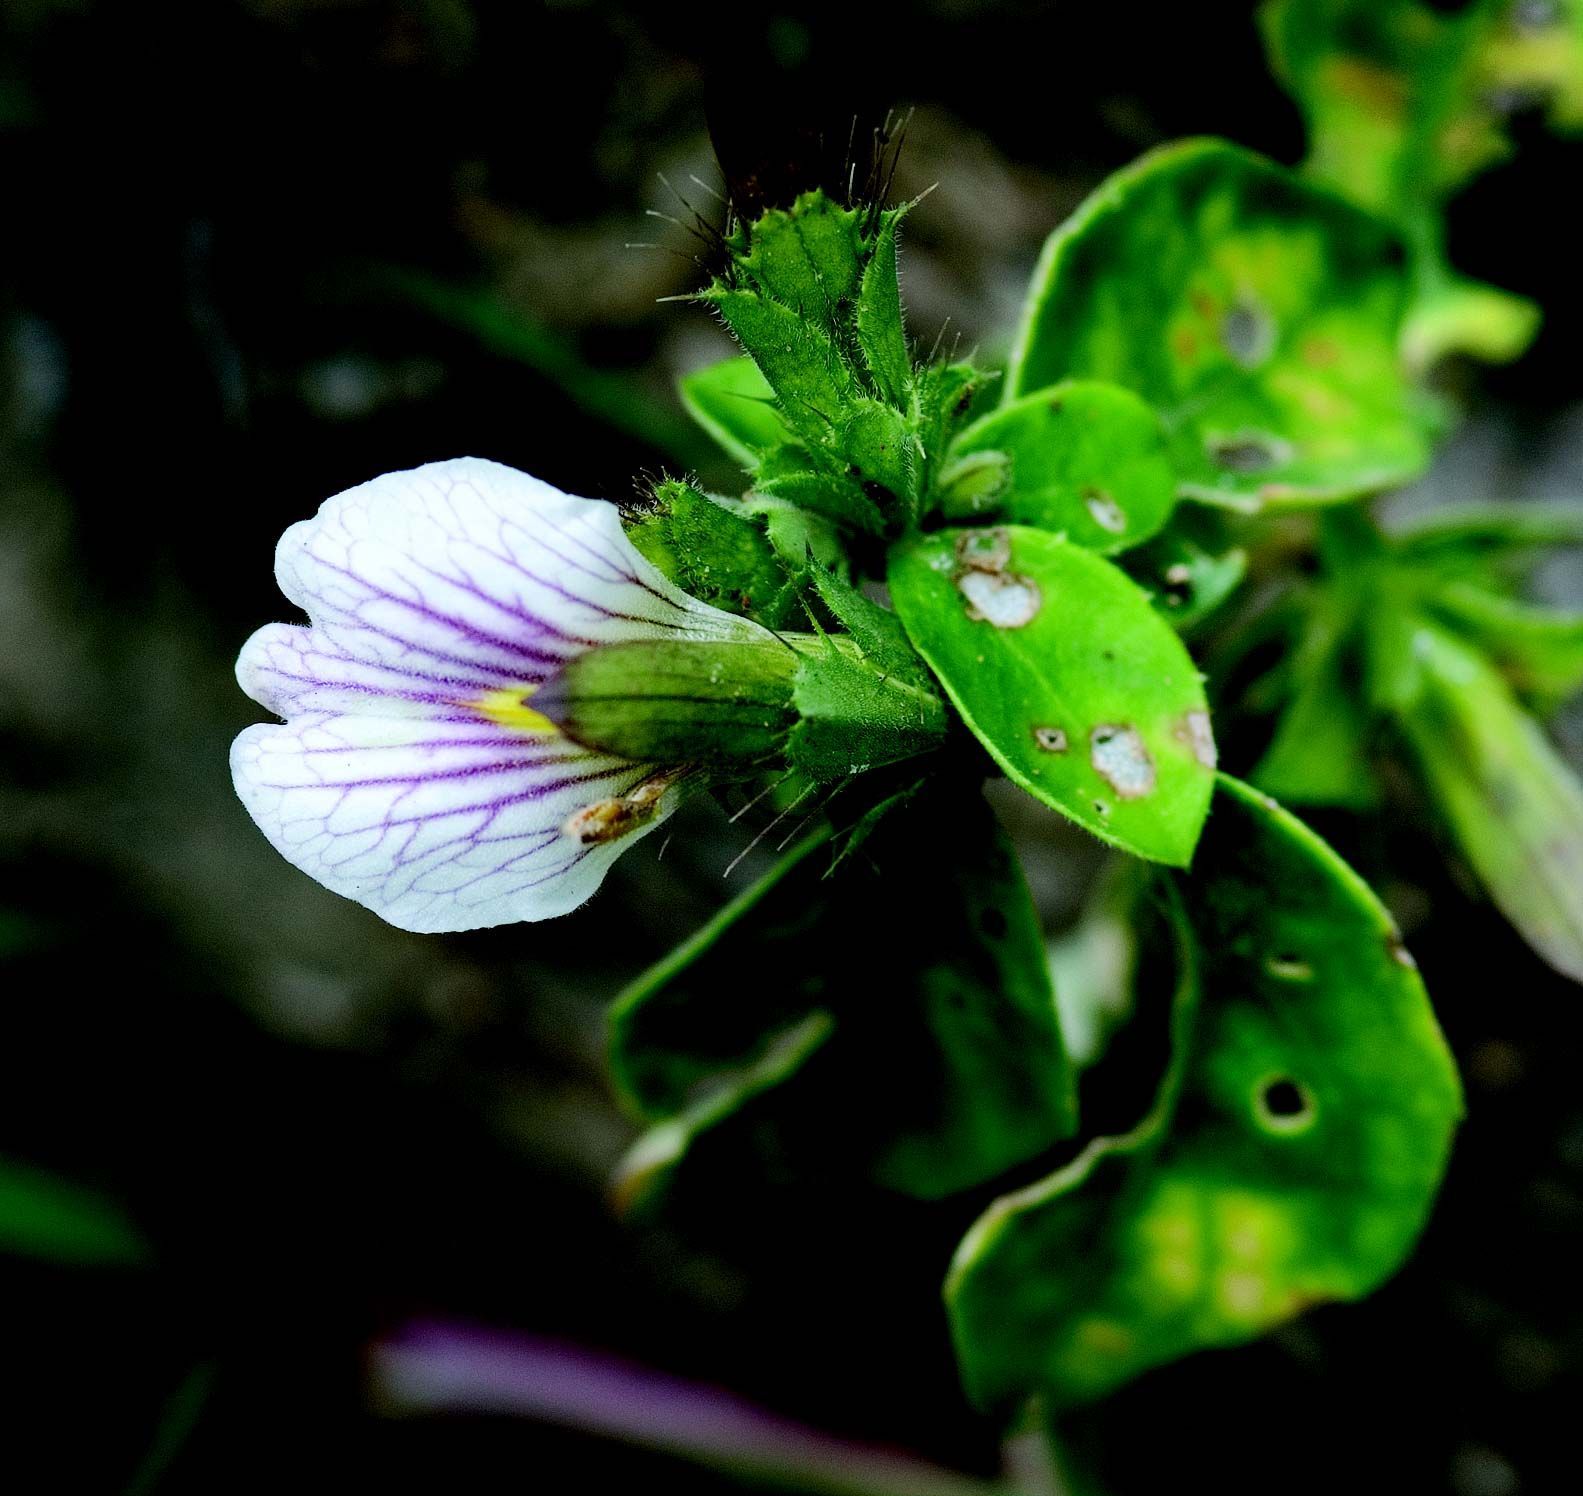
left=369, top=1320, right=1019, bottom=1496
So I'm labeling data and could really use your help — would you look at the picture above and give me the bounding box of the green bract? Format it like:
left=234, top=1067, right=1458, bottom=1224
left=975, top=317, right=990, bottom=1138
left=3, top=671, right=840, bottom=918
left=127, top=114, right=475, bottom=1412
left=945, top=776, right=1461, bottom=1409
left=888, top=526, right=1216, bottom=866
left=1005, top=139, right=1433, bottom=508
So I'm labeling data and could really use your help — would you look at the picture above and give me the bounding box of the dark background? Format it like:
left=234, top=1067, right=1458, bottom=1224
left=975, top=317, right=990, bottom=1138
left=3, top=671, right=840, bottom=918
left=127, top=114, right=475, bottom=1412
left=3, top=2, right=1581, bottom=1491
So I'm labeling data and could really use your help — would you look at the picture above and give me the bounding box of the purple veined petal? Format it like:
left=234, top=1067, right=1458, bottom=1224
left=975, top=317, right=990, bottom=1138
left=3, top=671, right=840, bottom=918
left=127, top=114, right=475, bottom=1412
left=230, top=711, right=675, bottom=932
left=241, top=457, right=763, bottom=721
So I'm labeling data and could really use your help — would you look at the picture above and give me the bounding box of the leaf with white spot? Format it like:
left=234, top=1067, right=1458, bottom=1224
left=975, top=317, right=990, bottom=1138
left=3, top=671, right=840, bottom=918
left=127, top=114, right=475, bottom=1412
left=888, top=526, right=1215, bottom=866
left=937, top=381, right=1177, bottom=554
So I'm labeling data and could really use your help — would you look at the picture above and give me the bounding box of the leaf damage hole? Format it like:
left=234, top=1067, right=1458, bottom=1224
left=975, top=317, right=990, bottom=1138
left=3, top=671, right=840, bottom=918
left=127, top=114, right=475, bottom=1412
left=1090, top=724, right=1156, bottom=799
left=1083, top=487, right=1127, bottom=534
left=1264, top=953, right=1314, bottom=982
left=1208, top=431, right=1291, bottom=475
left=1254, top=1075, right=1316, bottom=1133
left=1221, top=297, right=1275, bottom=368
left=1033, top=725, right=1068, bottom=753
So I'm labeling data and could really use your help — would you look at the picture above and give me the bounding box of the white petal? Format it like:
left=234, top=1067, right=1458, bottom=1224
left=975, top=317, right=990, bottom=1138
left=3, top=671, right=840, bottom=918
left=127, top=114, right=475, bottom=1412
left=239, top=456, right=761, bottom=719
left=231, top=712, right=673, bottom=932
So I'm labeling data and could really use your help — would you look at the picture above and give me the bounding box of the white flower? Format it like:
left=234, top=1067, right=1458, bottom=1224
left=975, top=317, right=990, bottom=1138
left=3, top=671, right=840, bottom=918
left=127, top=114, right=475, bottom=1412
left=231, top=457, right=762, bottom=932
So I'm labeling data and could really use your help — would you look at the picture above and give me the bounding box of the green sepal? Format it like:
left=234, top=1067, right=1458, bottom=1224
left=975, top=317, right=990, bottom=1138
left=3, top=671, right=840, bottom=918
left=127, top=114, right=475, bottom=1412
left=624, top=478, right=799, bottom=627
left=677, top=357, right=790, bottom=470
left=913, top=359, right=996, bottom=498
left=888, top=526, right=1216, bottom=866
left=839, top=398, right=916, bottom=511
left=787, top=558, right=950, bottom=781
left=937, top=381, right=1177, bottom=554
left=1383, top=616, right=1583, bottom=983
left=609, top=790, right=1078, bottom=1202
left=1006, top=139, right=1433, bottom=509
left=533, top=637, right=800, bottom=769
left=856, top=209, right=912, bottom=406
left=751, top=497, right=849, bottom=576
left=946, top=775, right=1461, bottom=1410
left=752, top=463, right=886, bottom=536
left=730, top=189, right=865, bottom=317
left=806, top=564, right=938, bottom=692
left=705, top=287, right=855, bottom=443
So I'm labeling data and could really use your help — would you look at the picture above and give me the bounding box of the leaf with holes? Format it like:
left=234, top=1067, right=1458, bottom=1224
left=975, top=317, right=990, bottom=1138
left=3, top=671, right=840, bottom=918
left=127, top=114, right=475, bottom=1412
left=677, top=356, right=791, bottom=470
left=1387, top=618, right=1583, bottom=984
left=945, top=774, right=1461, bottom=1409
left=1005, top=139, right=1434, bottom=509
left=609, top=789, right=1076, bottom=1203
left=888, top=526, right=1216, bottom=865
left=936, top=381, right=1177, bottom=554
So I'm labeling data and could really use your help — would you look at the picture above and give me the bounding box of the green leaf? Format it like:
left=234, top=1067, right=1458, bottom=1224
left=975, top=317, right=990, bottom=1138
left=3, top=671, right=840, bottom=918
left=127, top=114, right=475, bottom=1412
left=888, top=526, right=1216, bottom=866
left=1251, top=595, right=1379, bottom=807
left=615, top=1012, right=836, bottom=1214
left=1005, top=139, right=1432, bottom=509
left=1253, top=648, right=1379, bottom=807
left=678, top=357, right=790, bottom=469
left=1262, top=0, right=1583, bottom=218
left=945, top=775, right=1461, bottom=1409
left=609, top=789, right=1077, bottom=1201
left=937, top=381, right=1177, bottom=554
left=1402, top=273, right=1540, bottom=373
left=1389, top=618, right=1583, bottom=982
left=1428, top=582, right=1583, bottom=713
left=0, top=1157, right=149, bottom=1267
left=1388, top=500, right=1583, bottom=560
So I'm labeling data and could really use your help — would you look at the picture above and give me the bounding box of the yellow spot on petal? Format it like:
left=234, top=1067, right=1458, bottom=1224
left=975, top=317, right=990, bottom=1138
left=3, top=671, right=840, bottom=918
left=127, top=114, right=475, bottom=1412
left=472, top=686, right=557, bottom=735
